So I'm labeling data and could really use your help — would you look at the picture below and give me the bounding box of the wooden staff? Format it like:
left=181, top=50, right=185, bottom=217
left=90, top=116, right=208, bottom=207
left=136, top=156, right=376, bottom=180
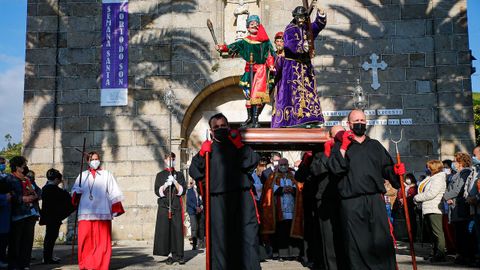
left=302, top=0, right=318, bottom=59
left=391, top=130, right=417, bottom=270
left=71, top=137, right=86, bottom=264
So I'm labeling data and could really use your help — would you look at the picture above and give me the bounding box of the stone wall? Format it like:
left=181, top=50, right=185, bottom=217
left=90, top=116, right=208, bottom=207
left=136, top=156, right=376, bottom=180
left=23, top=0, right=474, bottom=241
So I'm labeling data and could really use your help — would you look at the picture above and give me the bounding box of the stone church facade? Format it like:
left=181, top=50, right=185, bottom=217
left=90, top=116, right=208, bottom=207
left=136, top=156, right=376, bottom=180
left=24, top=0, right=474, bottom=241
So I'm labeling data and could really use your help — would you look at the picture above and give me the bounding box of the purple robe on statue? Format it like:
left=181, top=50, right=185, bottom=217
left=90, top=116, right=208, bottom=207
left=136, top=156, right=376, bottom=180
left=271, top=13, right=326, bottom=128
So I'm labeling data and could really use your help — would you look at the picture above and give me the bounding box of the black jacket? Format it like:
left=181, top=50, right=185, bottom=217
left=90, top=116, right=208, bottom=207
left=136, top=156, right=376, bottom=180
left=40, top=184, right=74, bottom=225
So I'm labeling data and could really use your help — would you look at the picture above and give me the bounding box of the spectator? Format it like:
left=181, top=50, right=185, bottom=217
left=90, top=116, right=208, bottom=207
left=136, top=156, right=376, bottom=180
left=253, top=157, right=270, bottom=261
left=186, top=178, right=203, bottom=251
left=444, top=152, right=474, bottom=265
left=6, top=156, right=39, bottom=269
left=441, top=159, right=456, bottom=254
left=25, top=170, right=41, bottom=218
left=384, top=180, right=397, bottom=224
left=261, top=152, right=282, bottom=184
left=39, top=169, right=74, bottom=264
left=252, top=158, right=268, bottom=204
left=261, top=158, right=303, bottom=260
left=395, top=173, right=418, bottom=241
left=466, top=146, right=480, bottom=267
left=0, top=157, right=11, bottom=268
left=0, top=157, right=6, bottom=177
left=414, top=160, right=447, bottom=262
left=443, top=159, right=456, bottom=183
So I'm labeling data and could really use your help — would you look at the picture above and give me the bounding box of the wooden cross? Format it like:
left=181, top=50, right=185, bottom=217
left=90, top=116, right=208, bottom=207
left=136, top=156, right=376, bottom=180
left=362, top=53, right=387, bottom=90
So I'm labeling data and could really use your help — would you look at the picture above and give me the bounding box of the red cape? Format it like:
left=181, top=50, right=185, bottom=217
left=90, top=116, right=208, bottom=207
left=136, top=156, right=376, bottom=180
left=246, top=24, right=270, bottom=42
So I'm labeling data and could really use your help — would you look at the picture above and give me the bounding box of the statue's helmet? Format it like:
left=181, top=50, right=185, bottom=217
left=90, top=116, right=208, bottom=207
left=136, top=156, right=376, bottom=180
left=292, top=6, right=308, bottom=18
left=246, top=15, right=260, bottom=27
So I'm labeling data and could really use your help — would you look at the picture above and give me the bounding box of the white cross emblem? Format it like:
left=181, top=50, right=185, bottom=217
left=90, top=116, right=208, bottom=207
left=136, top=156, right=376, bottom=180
left=362, top=53, right=387, bottom=90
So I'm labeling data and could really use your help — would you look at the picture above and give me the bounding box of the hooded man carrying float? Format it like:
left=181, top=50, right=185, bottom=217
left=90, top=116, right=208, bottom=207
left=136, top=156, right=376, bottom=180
left=216, top=15, right=276, bottom=128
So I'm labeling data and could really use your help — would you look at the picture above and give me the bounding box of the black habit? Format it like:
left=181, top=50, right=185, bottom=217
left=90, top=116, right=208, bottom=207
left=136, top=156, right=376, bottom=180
left=296, top=151, right=345, bottom=270
left=153, top=169, right=187, bottom=260
left=189, top=140, right=261, bottom=270
left=328, top=137, right=400, bottom=270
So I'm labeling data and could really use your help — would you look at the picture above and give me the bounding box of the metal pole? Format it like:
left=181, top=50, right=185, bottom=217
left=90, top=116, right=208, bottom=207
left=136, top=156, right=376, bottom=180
left=168, top=105, right=173, bottom=220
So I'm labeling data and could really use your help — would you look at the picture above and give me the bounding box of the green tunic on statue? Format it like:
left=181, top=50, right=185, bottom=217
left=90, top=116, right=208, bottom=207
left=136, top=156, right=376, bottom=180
left=226, top=38, right=276, bottom=105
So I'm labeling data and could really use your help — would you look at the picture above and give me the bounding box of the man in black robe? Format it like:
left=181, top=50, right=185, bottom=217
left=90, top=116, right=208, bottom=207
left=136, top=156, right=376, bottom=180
left=153, top=153, right=187, bottom=265
left=327, top=110, right=404, bottom=270
left=295, top=125, right=346, bottom=270
left=189, top=113, right=261, bottom=270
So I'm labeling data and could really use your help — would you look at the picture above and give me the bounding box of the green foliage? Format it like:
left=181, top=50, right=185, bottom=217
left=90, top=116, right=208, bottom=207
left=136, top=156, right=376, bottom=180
left=0, top=134, right=22, bottom=173
left=473, top=93, right=480, bottom=106
left=474, top=105, right=480, bottom=146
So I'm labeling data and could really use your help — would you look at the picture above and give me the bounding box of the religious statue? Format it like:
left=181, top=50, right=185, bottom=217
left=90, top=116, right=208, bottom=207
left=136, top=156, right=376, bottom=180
left=216, top=15, right=276, bottom=128
left=228, top=0, right=256, bottom=40
left=271, top=32, right=284, bottom=114
left=273, top=32, right=284, bottom=56
left=271, top=6, right=326, bottom=128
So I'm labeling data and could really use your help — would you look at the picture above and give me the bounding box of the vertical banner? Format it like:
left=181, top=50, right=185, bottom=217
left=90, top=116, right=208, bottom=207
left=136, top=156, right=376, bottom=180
left=101, top=0, right=128, bottom=106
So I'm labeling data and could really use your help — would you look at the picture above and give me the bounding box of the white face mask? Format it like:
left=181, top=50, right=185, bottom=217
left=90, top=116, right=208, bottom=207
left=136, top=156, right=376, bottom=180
left=273, top=161, right=279, bottom=167
left=405, top=178, right=412, bottom=185
left=165, top=160, right=176, bottom=168
left=89, top=160, right=101, bottom=170
left=443, top=168, right=451, bottom=174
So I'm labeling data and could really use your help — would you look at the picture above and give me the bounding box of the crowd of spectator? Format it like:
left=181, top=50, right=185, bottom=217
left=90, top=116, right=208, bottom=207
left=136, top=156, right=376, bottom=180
left=0, top=156, right=74, bottom=270
left=390, top=149, right=480, bottom=267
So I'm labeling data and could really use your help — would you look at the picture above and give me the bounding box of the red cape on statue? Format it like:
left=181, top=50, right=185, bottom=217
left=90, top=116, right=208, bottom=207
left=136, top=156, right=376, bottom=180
left=246, top=24, right=270, bottom=42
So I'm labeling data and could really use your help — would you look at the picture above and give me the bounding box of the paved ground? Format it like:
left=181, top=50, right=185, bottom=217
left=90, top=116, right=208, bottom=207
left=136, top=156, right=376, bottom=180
left=27, top=241, right=474, bottom=269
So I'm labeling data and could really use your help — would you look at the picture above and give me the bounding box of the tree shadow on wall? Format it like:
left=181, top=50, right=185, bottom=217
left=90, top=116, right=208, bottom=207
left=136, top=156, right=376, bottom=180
left=23, top=0, right=213, bottom=182
left=23, top=0, right=472, bottom=179
left=313, top=0, right=472, bottom=171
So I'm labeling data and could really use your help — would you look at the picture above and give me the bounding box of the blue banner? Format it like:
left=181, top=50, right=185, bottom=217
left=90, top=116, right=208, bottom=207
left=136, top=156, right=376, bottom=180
left=101, top=0, right=128, bottom=106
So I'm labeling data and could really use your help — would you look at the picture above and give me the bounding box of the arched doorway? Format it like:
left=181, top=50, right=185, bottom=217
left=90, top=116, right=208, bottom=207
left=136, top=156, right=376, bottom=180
left=179, top=76, right=273, bottom=165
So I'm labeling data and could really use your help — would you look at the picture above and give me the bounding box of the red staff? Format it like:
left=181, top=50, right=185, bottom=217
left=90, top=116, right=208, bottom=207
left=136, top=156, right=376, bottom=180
left=391, top=130, right=417, bottom=270
left=200, top=130, right=212, bottom=270
left=205, top=150, right=211, bottom=270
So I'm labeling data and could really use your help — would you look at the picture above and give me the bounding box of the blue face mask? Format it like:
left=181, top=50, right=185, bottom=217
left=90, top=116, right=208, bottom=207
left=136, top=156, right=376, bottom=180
left=0, top=164, right=5, bottom=172
left=473, top=156, right=480, bottom=166
left=451, top=162, right=457, bottom=172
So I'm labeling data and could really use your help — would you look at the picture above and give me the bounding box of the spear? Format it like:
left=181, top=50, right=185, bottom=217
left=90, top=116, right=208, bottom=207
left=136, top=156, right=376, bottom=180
left=391, top=129, right=417, bottom=270
left=71, top=137, right=86, bottom=264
